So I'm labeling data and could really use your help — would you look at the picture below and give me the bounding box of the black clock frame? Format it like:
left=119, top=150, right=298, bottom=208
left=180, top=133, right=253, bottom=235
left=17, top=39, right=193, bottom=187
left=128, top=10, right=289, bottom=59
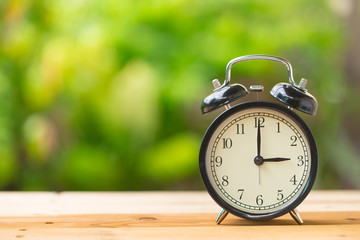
left=199, top=101, right=318, bottom=221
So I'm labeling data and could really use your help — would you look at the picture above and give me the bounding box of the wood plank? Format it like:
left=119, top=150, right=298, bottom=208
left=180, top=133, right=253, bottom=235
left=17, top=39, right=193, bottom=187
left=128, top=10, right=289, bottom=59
left=1, top=211, right=360, bottom=228
left=0, top=212, right=359, bottom=239
left=0, top=191, right=358, bottom=239
left=0, top=191, right=359, bottom=216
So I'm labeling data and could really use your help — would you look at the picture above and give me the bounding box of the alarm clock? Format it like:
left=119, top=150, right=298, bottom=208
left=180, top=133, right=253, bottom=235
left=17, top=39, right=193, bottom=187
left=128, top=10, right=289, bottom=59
left=199, top=55, right=318, bottom=225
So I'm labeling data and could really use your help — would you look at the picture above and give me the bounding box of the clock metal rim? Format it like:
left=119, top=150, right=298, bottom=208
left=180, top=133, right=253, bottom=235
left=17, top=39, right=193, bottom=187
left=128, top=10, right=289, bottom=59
left=199, top=101, right=318, bottom=221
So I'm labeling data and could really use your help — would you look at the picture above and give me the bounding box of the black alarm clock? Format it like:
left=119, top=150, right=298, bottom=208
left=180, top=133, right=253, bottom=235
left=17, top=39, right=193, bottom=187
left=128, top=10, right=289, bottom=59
left=199, top=55, right=318, bottom=224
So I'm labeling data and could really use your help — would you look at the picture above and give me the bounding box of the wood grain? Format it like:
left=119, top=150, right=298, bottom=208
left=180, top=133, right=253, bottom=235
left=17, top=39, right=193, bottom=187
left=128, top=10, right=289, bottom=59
left=0, top=191, right=359, bottom=239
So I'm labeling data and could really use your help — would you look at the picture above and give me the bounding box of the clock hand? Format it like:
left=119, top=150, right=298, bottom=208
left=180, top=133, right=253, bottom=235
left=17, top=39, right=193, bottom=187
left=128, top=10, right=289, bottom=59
left=256, top=118, right=261, bottom=185
left=262, top=157, right=291, bottom=162
left=257, top=118, right=261, bottom=157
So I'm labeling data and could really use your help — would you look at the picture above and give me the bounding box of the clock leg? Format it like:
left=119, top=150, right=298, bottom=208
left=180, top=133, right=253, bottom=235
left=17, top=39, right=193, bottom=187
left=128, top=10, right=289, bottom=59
left=216, top=209, right=229, bottom=224
left=289, top=208, right=303, bottom=225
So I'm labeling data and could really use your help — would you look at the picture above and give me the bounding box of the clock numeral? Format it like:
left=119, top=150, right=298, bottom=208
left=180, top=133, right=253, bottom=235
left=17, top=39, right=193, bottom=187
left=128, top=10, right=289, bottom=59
left=290, top=135, right=297, bottom=146
left=277, top=122, right=281, bottom=133
left=256, top=195, right=263, bottom=206
left=236, top=124, right=245, bottom=134
left=277, top=190, right=284, bottom=201
left=221, top=175, right=229, bottom=186
left=297, top=155, right=304, bottom=167
left=222, top=138, right=232, bottom=149
left=290, top=175, right=297, bottom=185
left=254, top=117, right=265, bottom=128
left=238, top=189, right=244, bottom=200
left=215, top=156, right=223, bottom=167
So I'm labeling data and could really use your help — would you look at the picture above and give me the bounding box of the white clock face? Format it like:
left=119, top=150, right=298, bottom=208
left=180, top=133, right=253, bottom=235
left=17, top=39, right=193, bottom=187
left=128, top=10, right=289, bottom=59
left=203, top=104, right=313, bottom=215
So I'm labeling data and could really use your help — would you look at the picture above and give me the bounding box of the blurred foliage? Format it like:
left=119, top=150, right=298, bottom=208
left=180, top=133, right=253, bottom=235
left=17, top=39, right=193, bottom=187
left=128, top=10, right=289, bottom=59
left=0, top=0, right=359, bottom=190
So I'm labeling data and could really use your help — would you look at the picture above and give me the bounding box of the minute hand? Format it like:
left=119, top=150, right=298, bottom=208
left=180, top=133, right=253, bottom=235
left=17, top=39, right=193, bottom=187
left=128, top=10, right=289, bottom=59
left=262, top=157, right=291, bottom=162
left=257, top=119, right=261, bottom=157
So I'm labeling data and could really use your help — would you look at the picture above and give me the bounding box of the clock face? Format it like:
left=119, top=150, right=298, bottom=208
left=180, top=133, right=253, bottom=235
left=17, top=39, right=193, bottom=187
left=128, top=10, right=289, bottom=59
left=199, top=101, right=318, bottom=220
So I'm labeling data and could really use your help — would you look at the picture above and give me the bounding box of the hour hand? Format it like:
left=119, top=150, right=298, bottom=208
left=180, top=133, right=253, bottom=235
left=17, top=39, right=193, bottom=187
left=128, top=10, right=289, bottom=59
left=262, top=157, right=291, bottom=162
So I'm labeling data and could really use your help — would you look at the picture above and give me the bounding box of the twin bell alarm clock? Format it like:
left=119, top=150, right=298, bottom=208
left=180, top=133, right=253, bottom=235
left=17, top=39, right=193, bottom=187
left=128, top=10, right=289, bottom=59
left=199, top=55, right=318, bottom=225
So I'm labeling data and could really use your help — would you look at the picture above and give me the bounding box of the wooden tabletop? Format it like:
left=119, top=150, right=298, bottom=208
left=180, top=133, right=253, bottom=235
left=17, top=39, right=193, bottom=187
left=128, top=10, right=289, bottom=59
left=0, top=191, right=359, bottom=239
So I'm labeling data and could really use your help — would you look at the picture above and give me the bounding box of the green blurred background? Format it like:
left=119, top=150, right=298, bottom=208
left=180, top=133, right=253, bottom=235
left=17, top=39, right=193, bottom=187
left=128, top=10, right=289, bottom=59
left=0, top=0, right=359, bottom=191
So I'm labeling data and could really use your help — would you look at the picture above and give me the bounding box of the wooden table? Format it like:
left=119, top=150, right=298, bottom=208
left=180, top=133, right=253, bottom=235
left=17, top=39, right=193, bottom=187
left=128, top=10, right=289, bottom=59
left=0, top=191, right=359, bottom=239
